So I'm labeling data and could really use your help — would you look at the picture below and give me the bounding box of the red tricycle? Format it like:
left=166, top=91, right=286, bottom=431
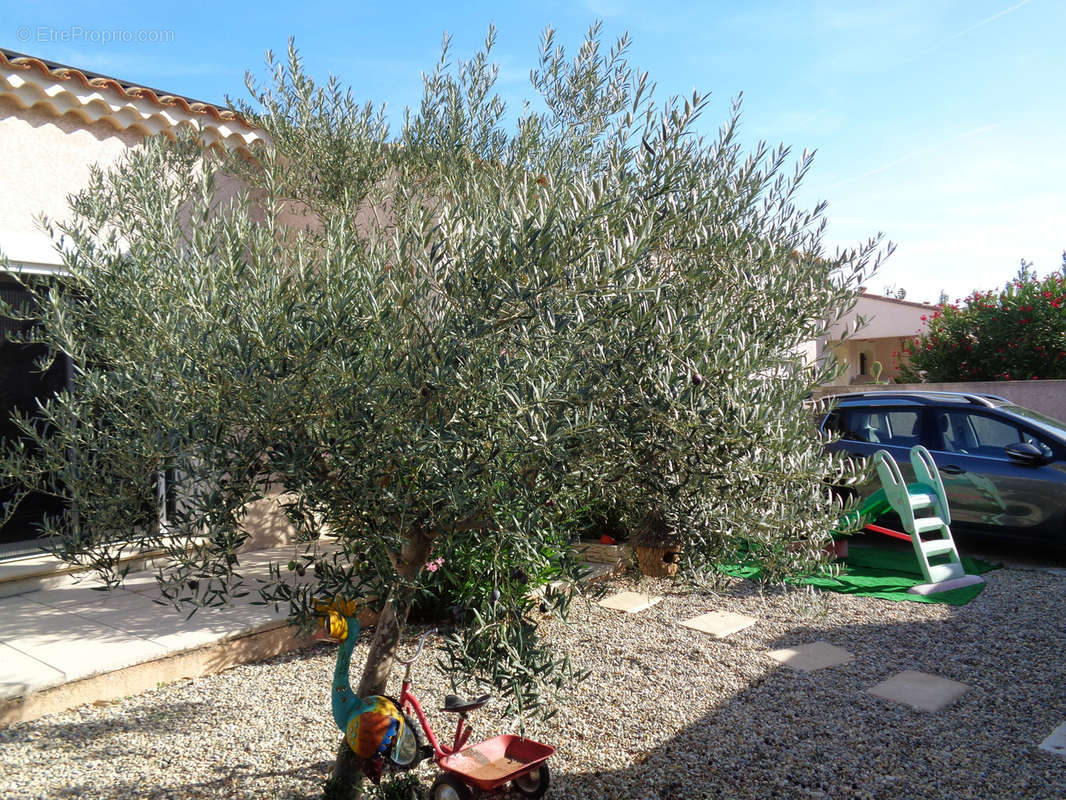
left=390, top=628, right=554, bottom=799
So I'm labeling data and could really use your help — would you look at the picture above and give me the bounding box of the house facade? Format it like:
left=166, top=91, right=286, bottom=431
left=0, top=49, right=268, bottom=558
left=812, top=291, right=932, bottom=385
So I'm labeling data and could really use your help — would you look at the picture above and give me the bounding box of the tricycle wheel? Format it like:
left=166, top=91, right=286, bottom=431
left=511, top=763, right=550, bottom=798
left=428, top=773, right=472, bottom=800
left=389, top=712, right=428, bottom=770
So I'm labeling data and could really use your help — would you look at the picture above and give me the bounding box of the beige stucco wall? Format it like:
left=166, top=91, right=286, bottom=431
left=0, top=87, right=296, bottom=550
left=1, top=53, right=265, bottom=269
left=828, top=293, right=931, bottom=341
left=0, top=99, right=280, bottom=268
left=0, top=97, right=143, bottom=267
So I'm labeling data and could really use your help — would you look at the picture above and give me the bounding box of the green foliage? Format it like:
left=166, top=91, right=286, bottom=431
left=0, top=24, right=878, bottom=724
left=353, top=773, right=422, bottom=800
left=898, top=256, right=1066, bottom=382
left=567, top=498, right=629, bottom=543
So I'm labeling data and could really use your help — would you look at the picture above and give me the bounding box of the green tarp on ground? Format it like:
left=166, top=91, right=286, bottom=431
left=720, top=546, right=1001, bottom=606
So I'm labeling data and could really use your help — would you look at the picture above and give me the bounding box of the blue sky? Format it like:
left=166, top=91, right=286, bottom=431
left=4, top=1, right=1064, bottom=302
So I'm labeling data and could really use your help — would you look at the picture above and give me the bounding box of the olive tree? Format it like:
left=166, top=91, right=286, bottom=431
left=1, top=25, right=880, bottom=798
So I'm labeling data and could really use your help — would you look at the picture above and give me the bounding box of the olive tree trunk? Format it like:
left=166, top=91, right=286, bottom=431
left=329, top=527, right=437, bottom=799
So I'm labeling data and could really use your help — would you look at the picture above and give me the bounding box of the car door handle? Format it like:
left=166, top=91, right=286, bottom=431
left=940, top=465, right=965, bottom=475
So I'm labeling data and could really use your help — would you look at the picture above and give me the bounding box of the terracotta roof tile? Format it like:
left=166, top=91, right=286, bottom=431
left=859, top=290, right=935, bottom=310
left=0, top=47, right=254, bottom=129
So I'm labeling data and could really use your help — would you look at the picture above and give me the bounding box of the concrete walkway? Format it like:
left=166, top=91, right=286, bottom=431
left=0, top=546, right=307, bottom=726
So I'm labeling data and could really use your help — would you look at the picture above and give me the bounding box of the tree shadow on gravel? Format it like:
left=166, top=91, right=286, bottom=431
left=6, top=568, right=1066, bottom=800
left=547, top=603, right=1066, bottom=800
left=0, top=700, right=207, bottom=746
left=42, top=760, right=333, bottom=800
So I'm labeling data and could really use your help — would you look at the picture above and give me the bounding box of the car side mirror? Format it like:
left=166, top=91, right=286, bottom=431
left=1004, top=441, right=1047, bottom=465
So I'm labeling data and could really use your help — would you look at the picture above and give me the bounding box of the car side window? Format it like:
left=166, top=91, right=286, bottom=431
left=934, top=410, right=1054, bottom=459
left=970, top=414, right=1021, bottom=449
left=878, top=410, right=921, bottom=447
left=837, top=408, right=879, bottom=443
left=837, top=407, right=919, bottom=446
left=822, top=410, right=841, bottom=435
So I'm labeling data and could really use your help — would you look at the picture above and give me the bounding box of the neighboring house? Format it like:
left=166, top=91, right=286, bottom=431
left=807, top=291, right=932, bottom=385
left=0, top=48, right=268, bottom=557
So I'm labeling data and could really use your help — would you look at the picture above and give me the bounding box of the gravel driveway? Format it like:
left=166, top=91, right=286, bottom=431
left=2, top=560, right=1065, bottom=799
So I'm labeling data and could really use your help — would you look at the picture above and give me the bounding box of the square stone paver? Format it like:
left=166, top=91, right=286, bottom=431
left=867, top=670, right=969, bottom=712
left=767, top=640, right=854, bottom=672
left=1039, top=722, right=1066, bottom=757
left=680, top=611, right=756, bottom=638
left=597, top=591, right=662, bottom=613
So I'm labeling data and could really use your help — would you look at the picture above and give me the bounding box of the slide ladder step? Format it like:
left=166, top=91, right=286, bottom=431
left=908, top=492, right=937, bottom=510
left=920, top=539, right=959, bottom=558
left=913, top=516, right=948, bottom=535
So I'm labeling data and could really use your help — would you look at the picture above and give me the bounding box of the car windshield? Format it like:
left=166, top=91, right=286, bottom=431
left=1001, top=405, right=1066, bottom=439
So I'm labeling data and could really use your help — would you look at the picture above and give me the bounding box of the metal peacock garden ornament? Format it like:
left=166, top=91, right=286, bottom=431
left=316, top=598, right=416, bottom=784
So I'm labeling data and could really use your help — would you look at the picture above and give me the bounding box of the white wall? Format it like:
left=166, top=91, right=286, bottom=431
left=0, top=73, right=291, bottom=552
left=828, top=293, right=931, bottom=341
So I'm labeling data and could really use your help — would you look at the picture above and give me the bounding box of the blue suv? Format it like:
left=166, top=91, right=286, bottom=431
left=820, top=391, right=1066, bottom=545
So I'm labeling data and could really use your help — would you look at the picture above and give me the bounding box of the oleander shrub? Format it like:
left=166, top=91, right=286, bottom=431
left=898, top=257, right=1066, bottom=381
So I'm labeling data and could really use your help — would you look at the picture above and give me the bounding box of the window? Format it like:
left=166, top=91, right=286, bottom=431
left=839, top=409, right=879, bottom=442
left=838, top=407, right=920, bottom=447
left=970, top=415, right=1021, bottom=449
left=822, top=410, right=841, bottom=434
left=934, top=411, right=1054, bottom=459
left=876, top=410, right=921, bottom=447
left=0, top=275, right=70, bottom=555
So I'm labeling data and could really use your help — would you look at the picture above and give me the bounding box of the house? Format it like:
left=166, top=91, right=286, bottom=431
left=0, top=48, right=272, bottom=560
left=809, top=290, right=932, bottom=384
left=0, top=48, right=263, bottom=270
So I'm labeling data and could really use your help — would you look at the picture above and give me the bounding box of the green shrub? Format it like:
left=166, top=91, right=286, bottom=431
left=899, top=258, right=1066, bottom=381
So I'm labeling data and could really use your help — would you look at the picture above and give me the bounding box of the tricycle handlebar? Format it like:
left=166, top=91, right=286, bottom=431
left=397, top=628, right=437, bottom=666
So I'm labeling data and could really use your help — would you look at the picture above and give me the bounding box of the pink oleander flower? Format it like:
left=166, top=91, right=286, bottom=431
left=424, top=557, right=445, bottom=573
